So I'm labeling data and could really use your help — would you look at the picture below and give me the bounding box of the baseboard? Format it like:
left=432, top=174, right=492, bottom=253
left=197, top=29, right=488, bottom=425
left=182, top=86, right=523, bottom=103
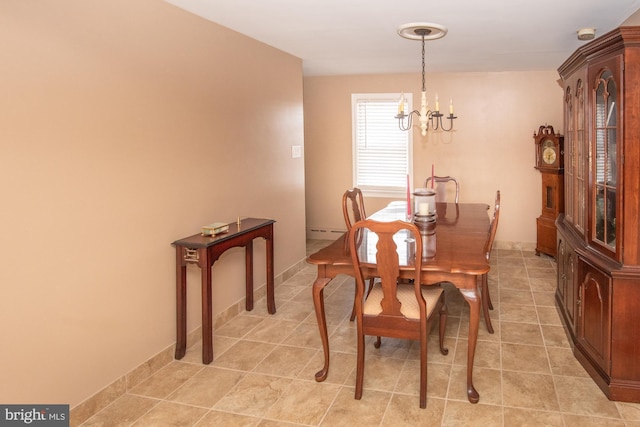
left=69, top=256, right=308, bottom=426
left=306, top=227, right=346, bottom=240
left=494, top=240, right=537, bottom=252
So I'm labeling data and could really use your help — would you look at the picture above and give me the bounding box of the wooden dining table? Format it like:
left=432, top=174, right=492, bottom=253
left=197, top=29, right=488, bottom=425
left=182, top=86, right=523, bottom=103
left=307, top=201, right=490, bottom=403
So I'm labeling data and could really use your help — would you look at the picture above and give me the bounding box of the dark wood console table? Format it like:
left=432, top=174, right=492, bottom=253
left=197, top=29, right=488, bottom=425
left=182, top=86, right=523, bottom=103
left=172, top=218, right=276, bottom=364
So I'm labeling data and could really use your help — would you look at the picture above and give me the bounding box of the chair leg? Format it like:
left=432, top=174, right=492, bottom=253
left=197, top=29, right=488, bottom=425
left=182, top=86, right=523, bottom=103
left=481, top=274, right=494, bottom=334
left=419, top=333, right=428, bottom=408
left=361, top=279, right=380, bottom=349
left=350, top=286, right=357, bottom=321
left=438, top=302, right=449, bottom=355
left=370, top=277, right=382, bottom=348
left=487, top=275, right=494, bottom=310
left=355, top=328, right=365, bottom=400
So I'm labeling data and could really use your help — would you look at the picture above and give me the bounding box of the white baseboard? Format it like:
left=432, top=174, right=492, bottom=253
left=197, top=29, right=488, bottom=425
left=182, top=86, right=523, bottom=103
left=306, top=227, right=345, bottom=240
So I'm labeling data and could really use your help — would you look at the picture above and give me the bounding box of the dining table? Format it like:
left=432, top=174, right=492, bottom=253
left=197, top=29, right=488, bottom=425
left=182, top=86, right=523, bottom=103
left=307, top=201, right=490, bottom=403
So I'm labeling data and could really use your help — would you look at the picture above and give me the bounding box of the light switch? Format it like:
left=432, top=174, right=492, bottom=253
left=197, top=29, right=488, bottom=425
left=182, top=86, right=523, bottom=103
left=291, top=145, right=302, bottom=158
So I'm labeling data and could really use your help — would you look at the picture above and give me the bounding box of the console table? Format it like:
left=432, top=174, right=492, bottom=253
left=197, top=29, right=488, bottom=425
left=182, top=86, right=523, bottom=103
left=172, top=218, right=276, bottom=364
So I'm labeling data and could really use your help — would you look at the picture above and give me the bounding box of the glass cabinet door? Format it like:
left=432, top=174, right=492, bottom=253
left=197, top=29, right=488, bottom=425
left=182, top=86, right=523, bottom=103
left=593, top=69, right=617, bottom=251
left=564, top=85, right=574, bottom=225
left=576, top=80, right=586, bottom=234
left=563, top=75, right=587, bottom=236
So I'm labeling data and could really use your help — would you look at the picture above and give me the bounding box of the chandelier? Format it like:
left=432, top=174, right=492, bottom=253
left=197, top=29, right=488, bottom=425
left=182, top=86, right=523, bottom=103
left=395, top=23, right=457, bottom=136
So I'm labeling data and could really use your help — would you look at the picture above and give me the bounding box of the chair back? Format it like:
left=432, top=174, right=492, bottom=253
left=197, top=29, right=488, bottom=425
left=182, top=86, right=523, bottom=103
left=348, top=219, right=424, bottom=319
left=484, top=190, right=501, bottom=260
left=425, top=175, right=460, bottom=204
left=342, top=188, right=367, bottom=230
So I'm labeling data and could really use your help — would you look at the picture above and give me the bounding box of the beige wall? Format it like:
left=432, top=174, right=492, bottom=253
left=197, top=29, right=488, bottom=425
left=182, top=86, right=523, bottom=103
left=304, top=71, right=563, bottom=246
left=0, top=0, right=305, bottom=407
left=624, top=8, right=640, bottom=24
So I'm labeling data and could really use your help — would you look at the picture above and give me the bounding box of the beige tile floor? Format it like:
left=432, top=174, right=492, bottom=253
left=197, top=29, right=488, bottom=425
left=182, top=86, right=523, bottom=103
left=81, top=240, right=640, bottom=426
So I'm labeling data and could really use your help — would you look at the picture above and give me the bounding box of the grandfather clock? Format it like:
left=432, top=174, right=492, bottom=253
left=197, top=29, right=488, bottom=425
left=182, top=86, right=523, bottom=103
left=534, top=125, right=564, bottom=257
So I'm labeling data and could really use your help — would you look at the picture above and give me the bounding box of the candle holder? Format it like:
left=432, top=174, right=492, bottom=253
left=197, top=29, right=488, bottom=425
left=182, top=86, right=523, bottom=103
left=413, top=188, right=436, bottom=222
left=396, top=109, right=457, bottom=135
left=415, top=217, right=436, bottom=260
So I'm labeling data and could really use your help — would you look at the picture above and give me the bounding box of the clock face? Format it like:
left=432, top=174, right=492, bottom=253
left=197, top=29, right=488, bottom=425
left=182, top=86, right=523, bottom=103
left=542, top=146, right=557, bottom=164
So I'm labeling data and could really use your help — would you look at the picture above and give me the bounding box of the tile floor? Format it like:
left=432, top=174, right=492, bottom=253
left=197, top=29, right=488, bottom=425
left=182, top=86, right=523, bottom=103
left=81, top=240, right=640, bottom=426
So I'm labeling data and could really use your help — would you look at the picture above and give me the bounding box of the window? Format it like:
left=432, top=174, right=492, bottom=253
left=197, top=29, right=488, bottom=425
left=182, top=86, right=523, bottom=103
left=352, top=93, right=413, bottom=197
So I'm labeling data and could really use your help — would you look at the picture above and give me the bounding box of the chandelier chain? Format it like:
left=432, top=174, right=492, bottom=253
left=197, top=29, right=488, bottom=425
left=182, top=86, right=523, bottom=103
left=421, top=35, right=426, bottom=92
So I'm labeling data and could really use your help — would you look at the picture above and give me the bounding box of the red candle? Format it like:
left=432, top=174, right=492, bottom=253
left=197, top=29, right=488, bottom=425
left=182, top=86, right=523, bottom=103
left=406, top=174, right=411, bottom=219
left=431, top=164, right=434, bottom=189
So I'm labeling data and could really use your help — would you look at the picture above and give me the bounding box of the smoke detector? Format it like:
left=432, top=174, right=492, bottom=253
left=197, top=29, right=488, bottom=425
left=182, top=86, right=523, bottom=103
left=577, top=28, right=596, bottom=41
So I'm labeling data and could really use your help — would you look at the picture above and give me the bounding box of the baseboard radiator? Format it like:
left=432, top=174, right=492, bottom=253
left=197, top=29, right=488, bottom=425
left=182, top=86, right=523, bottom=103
left=306, top=227, right=346, bottom=240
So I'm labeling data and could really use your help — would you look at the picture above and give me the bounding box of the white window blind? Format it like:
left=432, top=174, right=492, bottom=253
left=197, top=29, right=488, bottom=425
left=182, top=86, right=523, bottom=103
left=352, top=93, right=412, bottom=197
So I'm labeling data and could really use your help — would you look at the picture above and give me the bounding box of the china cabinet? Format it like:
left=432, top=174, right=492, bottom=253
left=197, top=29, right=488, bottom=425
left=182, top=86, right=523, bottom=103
left=556, top=26, right=640, bottom=403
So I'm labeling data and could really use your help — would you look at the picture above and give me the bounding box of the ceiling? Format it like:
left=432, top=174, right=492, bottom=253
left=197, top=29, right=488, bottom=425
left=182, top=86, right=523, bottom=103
left=165, top=0, right=640, bottom=76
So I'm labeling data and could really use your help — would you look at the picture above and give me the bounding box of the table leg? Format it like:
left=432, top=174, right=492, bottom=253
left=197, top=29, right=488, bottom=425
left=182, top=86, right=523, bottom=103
left=460, top=280, right=481, bottom=404
left=245, top=241, right=254, bottom=311
left=201, top=252, right=214, bottom=364
left=266, top=231, right=276, bottom=314
left=313, top=276, right=332, bottom=382
left=175, top=249, right=187, bottom=360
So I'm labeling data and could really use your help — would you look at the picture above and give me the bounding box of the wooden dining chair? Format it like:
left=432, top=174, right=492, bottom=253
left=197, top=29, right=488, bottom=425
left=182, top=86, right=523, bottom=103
left=481, top=190, right=500, bottom=334
left=342, top=188, right=375, bottom=321
left=342, top=187, right=367, bottom=229
left=348, top=219, right=448, bottom=408
left=425, top=175, right=460, bottom=204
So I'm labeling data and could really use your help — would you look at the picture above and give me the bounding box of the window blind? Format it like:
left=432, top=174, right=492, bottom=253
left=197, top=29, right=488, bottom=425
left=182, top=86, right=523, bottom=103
left=352, top=94, right=411, bottom=197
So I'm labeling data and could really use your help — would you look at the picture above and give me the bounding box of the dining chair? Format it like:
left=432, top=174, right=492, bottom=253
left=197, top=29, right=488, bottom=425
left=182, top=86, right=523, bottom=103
left=342, top=188, right=375, bottom=321
left=348, top=219, right=448, bottom=408
left=481, top=190, right=500, bottom=334
left=425, top=175, right=460, bottom=204
left=342, top=187, right=367, bottom=229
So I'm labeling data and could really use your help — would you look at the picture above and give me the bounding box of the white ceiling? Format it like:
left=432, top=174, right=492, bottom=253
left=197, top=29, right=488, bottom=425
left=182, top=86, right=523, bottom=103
left=165, top=0, right=640, bottom=76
